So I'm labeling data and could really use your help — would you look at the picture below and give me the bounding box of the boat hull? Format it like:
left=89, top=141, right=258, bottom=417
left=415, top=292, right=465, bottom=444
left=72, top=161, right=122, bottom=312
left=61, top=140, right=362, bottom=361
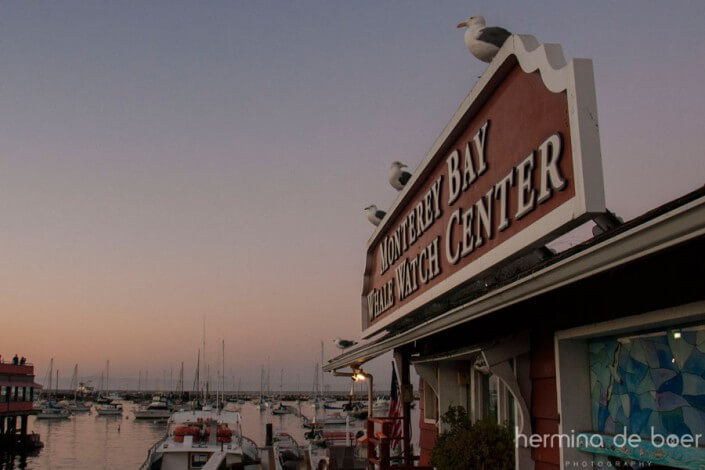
left=35, top=414, right=70, bottom=420
left=133, top=410, right=172, bottom=420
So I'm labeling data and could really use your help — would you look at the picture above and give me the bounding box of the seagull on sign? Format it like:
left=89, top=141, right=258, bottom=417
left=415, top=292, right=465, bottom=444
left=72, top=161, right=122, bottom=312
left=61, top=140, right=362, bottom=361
left=389, top=161, right=412, bottom=191
left=364, top=205, right=386, bottom=226
left=456, top=16, right=512, bottom=63
left=334, top=337, right=358, bottom=351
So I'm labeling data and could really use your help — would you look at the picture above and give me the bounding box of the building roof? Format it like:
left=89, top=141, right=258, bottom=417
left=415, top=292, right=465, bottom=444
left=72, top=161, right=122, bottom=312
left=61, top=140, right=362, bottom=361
left=325, top=184, right=705, bottom=372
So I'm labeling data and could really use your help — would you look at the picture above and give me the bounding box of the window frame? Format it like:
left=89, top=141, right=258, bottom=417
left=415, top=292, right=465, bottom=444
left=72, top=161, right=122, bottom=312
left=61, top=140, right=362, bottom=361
left=423, top=379, right=438, bottom=424
left=470, top=356, right=517, bottom=425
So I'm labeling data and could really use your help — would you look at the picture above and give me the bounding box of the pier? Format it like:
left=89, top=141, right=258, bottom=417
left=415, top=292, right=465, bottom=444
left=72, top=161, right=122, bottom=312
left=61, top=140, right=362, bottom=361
left=0, top=362, right=41, bottom=450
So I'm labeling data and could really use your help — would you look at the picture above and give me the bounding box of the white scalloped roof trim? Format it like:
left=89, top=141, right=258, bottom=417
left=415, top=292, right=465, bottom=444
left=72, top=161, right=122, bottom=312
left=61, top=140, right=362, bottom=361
left=507, top=35, right=570, bottom=93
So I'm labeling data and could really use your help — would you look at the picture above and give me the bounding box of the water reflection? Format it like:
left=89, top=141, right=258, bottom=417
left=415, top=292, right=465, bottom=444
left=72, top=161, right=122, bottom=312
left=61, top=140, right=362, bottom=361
left=1, top=400, right=417, bottom=469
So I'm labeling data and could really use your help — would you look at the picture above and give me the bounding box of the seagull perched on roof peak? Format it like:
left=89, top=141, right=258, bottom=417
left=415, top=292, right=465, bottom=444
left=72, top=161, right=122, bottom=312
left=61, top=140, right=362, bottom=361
left=389, top=161, right=412, bottom=191
left=457, top=16, right=512, bottom=63
left=364, top=205, right=386, bottom=226
left=334, top=337, right=358, bottom=351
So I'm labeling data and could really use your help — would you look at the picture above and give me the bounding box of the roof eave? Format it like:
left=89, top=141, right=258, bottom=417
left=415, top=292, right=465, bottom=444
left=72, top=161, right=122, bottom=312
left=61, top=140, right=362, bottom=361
left=325, top=189, right=705, bottom=372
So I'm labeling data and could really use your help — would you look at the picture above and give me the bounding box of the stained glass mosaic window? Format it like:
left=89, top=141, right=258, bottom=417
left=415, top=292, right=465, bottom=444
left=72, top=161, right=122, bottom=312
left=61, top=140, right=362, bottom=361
left=589, top=329, right=705, bottom=439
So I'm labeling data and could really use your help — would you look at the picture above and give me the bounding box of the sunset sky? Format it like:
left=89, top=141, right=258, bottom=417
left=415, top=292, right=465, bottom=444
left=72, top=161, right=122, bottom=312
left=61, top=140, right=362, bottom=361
left=1, top=1, right=704, bottom=391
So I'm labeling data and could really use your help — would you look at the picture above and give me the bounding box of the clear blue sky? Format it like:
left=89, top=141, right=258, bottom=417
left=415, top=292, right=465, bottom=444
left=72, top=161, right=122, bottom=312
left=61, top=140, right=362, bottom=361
left=1, top=1, right=704, bottom=390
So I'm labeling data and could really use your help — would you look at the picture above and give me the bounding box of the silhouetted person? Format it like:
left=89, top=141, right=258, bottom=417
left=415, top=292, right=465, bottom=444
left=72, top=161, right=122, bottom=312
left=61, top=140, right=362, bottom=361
left=12, top=354, right=19, bottom=365
left=20, top=357, right=26, bottom=365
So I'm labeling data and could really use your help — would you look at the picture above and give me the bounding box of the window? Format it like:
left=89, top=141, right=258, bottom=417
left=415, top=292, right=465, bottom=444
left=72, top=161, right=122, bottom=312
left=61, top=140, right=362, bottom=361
left=471, top=356, right=516, bottom=426
left=189, top=453, right=210, bottom=468
left=496, top=375, right=516, bottom=428
left=423, top=380, right=438, bottom=423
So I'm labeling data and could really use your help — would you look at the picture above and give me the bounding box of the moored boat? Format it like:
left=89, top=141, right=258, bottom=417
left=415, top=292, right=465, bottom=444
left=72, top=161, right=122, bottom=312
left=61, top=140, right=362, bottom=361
left=140, top=409, right=259, bottom=470
left=372, top=396, right=389, bottom=414
left=67, top=402, right=91, bottom=412
left=272, top=432, right=304, bottom=470
left=133, top=395, right=172, bottom=420
left=56, top=399, right=91, bottom=412
left=95, top=403, right=123, bottom=416
left=35, top=404, right=71, bottom=420
left=271, top=402, right=292, bottom=415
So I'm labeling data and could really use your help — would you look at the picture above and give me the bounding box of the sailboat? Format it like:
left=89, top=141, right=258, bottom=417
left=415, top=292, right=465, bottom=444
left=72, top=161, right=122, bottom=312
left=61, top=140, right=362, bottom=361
left=36, top=401, right=71, bottom=420
left=271, top=369, right=291, bottom=415
left=254, top=367, right=266, bottom=411
left=36, top=361, right=70, bottom=420
left=64, top=364, right=90, bottom=412
left=96, top=360, right=122, bottom=416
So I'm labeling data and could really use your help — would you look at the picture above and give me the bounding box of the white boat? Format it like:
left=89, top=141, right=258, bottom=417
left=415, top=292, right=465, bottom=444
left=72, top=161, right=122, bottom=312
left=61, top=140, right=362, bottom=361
left=306, top=428, right=367, bottom=470
left=33, top=399, right=47, bottom=410
left=254, top=366, right=268, bottom=411
left=67, top=401, right=91, bottom=412
left=133, top=395, right=172, bottom=420
left=304, top=413, right=348, bottom=427
left=318, top=415, right=347, bottom=426
left=140, top=409, right=259, bottom=470
left=271, top=402, right=292, bottom=415
left=56, top=399, right=91, bottom=412
left=35, top=405, right=71, bottom=420
left=223, top=402, right=241, bottom=412
left=273, top=432, right=303, bottom=470
left=372, top=397, right=389, bottom=414
left=95, top=403, right=123, bottom=416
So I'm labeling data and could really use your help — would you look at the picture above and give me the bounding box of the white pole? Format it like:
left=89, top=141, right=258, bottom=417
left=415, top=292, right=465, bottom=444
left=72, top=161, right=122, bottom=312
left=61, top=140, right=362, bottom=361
left=346, top=416, right=350, bottom=446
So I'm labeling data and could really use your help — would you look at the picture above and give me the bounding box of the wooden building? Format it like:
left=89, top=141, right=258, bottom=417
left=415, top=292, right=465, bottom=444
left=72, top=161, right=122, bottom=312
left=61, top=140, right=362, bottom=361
left=325, top=34, right=705, bottom=470
left=0, top=361, right=41, bottom=449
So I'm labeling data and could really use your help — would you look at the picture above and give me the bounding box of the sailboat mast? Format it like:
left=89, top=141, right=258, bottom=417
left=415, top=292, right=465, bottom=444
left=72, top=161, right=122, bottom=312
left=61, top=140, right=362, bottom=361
left=320, top=341, right=325, bottom=398
left=72, top=364, right=78, bottom=400
left=215, top=345, right=219, bottom=407
left=202, top=317, right=207, bottom=399
left=48, top=358, right=54, bottom=393
left=221, top=339, right=225, bottom=408
left=314, top=363, right=319, bottom=398
left=106, top=360, right=110, bottom=394
left=193, top=349, right=200, bottom=397
left=259, top=367, right=264, bottom=400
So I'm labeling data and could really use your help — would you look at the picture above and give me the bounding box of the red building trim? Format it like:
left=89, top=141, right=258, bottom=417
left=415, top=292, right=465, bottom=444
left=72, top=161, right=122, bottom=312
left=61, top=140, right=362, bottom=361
left=418, top=378, right=438, bottom=466
left=530, top=332, right=560, bottom=468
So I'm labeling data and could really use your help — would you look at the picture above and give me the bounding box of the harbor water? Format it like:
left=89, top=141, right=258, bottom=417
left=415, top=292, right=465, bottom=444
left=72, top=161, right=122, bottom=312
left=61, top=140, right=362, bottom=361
left=1, top=401, right=419, bottom=469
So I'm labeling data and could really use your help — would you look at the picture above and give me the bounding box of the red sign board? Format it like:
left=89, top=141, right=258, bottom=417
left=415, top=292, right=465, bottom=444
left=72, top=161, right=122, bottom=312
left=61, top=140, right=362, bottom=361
left=362, top=36, right=605, bottom=337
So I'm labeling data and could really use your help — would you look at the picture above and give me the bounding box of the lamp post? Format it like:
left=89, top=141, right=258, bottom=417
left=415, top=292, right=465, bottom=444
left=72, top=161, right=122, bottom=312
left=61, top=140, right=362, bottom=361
left=333, top=369, right=374, bottom=417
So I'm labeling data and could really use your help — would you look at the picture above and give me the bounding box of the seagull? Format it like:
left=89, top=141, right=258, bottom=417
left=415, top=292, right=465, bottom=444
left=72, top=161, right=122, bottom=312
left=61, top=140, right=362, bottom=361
left=456, top=16, right=512, bottom=63
left=364, top=205, right=386, bottom=226
left=334, top=337, right=358, bottom=351
left=389, top=161, right=412, bottom=191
